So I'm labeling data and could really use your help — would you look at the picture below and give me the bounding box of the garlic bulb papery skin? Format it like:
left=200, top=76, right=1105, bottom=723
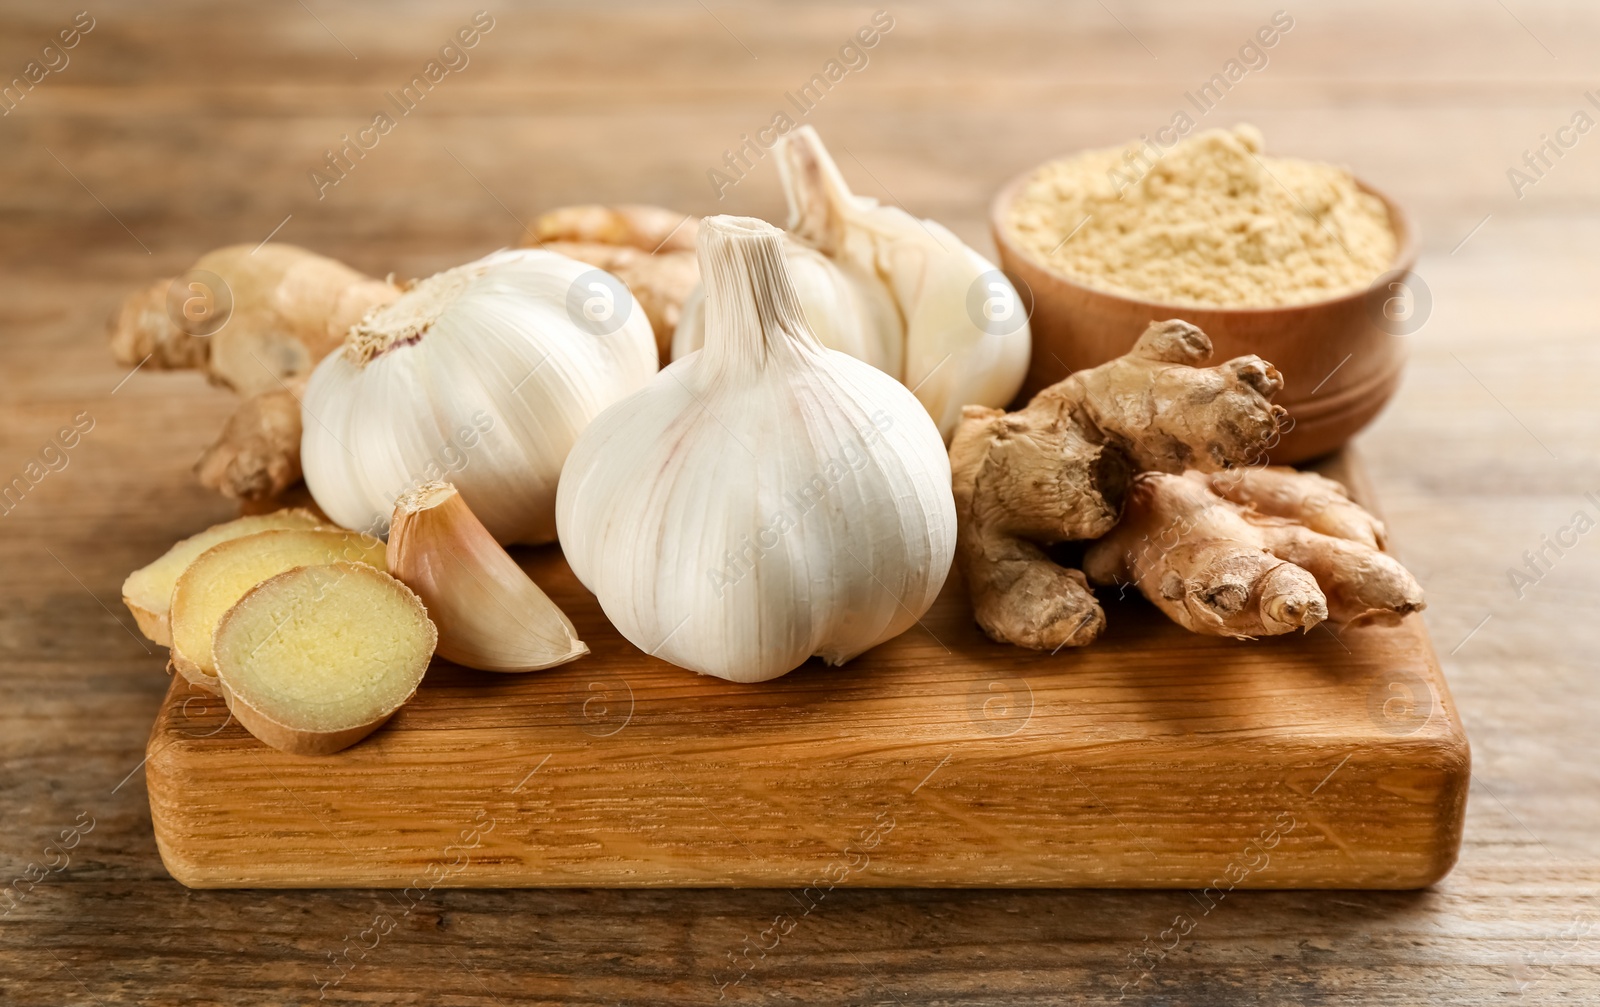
left=775, top=125, right=1031, bottom=440
left=302, top=249, right=657, bottom=544
left=556, top=215, right=957, bottom=683
left=671, top=233, right=904, bottom=378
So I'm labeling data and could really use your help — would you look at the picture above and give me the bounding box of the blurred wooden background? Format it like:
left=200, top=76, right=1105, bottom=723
left=2, top=1, right=1597, bottom=1003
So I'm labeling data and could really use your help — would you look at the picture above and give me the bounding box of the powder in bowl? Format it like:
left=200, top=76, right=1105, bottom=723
left=1003, top=125, right=1397, bottom=308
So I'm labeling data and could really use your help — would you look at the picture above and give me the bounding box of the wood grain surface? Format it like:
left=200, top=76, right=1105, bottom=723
left=146, top=452, right=1468, bottom=890
left=2, top=1, right=1597, bottom=1004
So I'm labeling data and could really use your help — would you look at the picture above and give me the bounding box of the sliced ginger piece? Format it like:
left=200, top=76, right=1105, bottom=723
left=169, top=529, right=385, bottom=689
left=122, top=509, right=324, bottom=646
left=214, top=563, right=436, bottom=755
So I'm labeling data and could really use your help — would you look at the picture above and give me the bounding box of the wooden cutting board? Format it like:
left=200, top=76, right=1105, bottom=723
left=144, top=452, right=1468, bottom=889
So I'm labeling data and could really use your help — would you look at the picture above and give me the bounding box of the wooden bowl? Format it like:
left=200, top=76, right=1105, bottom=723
left=991, top=170, right=1419, bottom=463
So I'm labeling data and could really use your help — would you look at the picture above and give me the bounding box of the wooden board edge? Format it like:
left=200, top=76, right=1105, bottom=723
left=145, top=672, right=1474, bottom=891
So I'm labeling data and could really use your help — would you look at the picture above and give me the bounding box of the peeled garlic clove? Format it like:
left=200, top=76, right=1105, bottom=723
left=388, top=481, right=586, bottom=673
left=301, top=248, right=658, bottom=545
left=776, top=126, right=1031, bottom=439
left=671, top=233, right=904, bottom=378
left=557, top=215, right=957, bottom=683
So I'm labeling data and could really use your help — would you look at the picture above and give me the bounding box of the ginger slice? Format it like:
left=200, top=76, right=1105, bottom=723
left=214, top=563, right=436, bottom=755
left=122, top=509, right=325, bottom=646
left=169, top=529, right=385, bottom=689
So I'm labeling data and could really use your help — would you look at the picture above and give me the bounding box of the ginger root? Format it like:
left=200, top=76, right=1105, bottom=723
left=521, top=204, right=700, bottom=362
left=949, top=320, right=1286, bottom=650
left=110, top=242, right=399, bottom=509
left=526, top=204, right=699, bottom=252
left=195, top=379, right=305, bottom=501
left=108, top=279, right=211, bottom=370
left=1083, top=470, right=1424, bottom=637
left=108, top=243, right=399, bottom=397
left=1204, top=465, right=1386, bottom=550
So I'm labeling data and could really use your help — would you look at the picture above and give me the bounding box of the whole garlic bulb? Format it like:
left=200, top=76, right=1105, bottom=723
left=669, top=127, right=1032, bottom=441
left=302, top=249, right=657, bottom=544
left=671, top=233, right=904, bottom=378
left=557, top=215, right=957, bottom=683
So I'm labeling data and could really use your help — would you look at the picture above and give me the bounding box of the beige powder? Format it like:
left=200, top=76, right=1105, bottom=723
left=1005, top=125, right=1397, bottom=307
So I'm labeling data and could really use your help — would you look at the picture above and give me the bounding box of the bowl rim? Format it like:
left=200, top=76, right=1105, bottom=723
left=989, top=155, right=1421, bottom=316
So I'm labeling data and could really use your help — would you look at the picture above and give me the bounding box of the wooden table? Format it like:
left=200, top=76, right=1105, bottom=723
left=2, top=2, right=1594, bottom=1003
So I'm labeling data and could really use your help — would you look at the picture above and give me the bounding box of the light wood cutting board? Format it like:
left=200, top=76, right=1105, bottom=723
left=144, top=451, right=1468, bottom=889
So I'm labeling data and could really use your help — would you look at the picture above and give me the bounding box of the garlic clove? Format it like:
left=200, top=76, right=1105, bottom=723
left=775, top=126, right=1031, bottom=439
left=388, top=480, right=587, bottom=673
left=670, top=128, right=1029, bottom=443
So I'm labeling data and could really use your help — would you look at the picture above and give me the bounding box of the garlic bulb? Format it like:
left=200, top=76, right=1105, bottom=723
left=557, top=215, right=957, bottom=683
left=388, top=481, right=586, bottom=673
left=671, top=232, right=903, bottom=377
left=302, top=249, right=657, bottom=544
left=670, top=127, right=1031, bottom=440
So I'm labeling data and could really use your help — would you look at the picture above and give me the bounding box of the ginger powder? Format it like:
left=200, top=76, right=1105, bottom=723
left=1004, top=125, right=1397, bottom=307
